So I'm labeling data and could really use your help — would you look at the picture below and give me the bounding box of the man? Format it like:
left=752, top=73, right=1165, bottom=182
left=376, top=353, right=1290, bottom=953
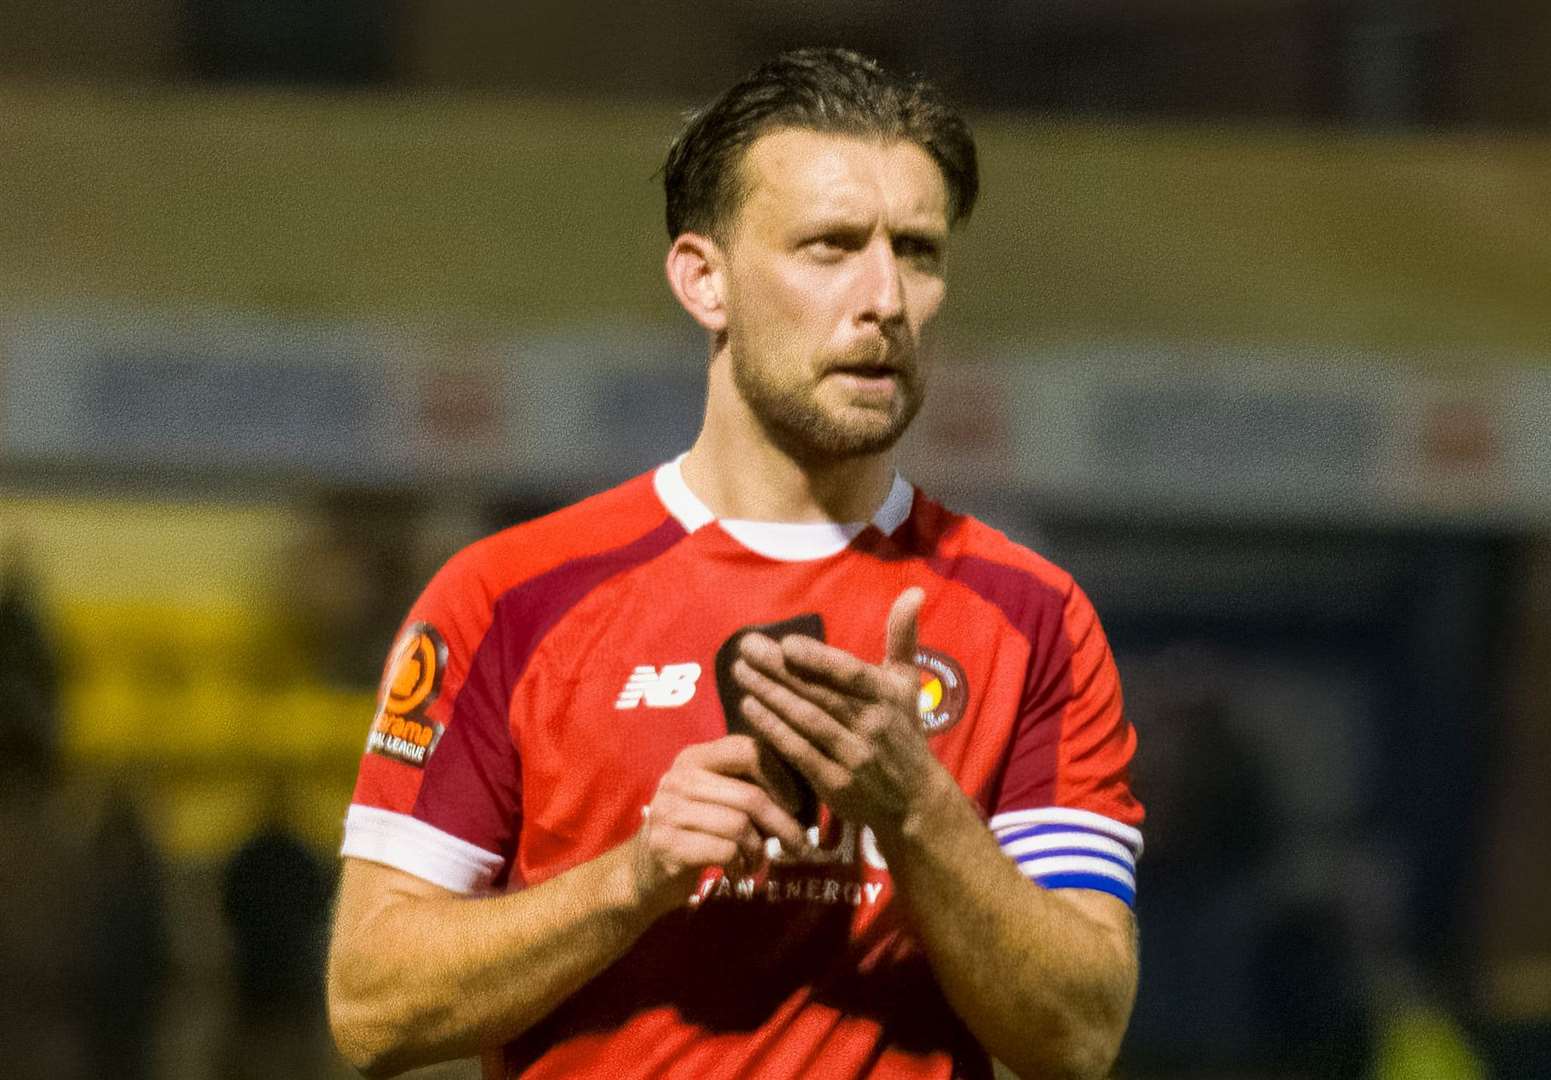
left=328, top=47, right=1143, bottom=1080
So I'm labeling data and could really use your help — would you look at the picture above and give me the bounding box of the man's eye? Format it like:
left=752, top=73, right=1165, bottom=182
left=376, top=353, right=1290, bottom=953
left=896, top=238, right=942, bottom=264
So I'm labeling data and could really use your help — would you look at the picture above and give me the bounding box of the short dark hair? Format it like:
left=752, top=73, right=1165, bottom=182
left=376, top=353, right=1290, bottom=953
left=663, top=47, right=978, bottom=241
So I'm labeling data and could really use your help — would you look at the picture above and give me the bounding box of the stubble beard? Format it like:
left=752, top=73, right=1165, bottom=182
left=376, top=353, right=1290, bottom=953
left=730, top=343, right=925, bottom=466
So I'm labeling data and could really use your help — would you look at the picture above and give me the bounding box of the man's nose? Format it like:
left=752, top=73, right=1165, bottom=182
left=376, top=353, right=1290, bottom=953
left=857, top=238, right=905, bottom=326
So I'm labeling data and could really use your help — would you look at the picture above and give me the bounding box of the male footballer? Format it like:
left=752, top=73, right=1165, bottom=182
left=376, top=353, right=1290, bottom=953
left=328, top=46, right=1144, bottom=1080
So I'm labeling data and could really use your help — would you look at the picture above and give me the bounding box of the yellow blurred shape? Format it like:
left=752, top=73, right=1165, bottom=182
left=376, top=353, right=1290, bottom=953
left=1, top=494, right=306, bottom=608
left=52, top=596, right=375, bottom=858
left=1371, top=1003, right=1487, bottom=1080
left=152, top=775, right=268, bottom=859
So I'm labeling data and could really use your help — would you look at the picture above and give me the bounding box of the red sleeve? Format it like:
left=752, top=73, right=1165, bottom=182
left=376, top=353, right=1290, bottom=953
left=991, top=580, right=1144, bottom=905
left=340, top=547, right=515, bottom=894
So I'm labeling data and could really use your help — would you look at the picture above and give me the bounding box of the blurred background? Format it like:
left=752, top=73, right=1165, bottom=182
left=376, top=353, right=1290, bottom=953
left=2, top=1, right=1548, bottom=1077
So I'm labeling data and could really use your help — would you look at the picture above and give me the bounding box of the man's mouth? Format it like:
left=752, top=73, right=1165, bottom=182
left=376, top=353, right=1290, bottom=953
left=827, top=364, right=905, bottom=398
left=830, top=363, right=899, bottom=379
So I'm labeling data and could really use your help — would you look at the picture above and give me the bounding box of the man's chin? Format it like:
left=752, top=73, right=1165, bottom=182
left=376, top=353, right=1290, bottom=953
left=768, top=406, right=915, bottom=463
left=733, top=360, right=923, bottom=463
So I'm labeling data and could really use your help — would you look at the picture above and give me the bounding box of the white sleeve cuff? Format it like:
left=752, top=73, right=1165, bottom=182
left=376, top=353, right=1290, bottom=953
left=341, top=804, right=506, bottom=895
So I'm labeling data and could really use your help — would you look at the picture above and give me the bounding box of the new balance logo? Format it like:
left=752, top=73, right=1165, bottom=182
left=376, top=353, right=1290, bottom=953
left=615, top=663, right=702, bottom=709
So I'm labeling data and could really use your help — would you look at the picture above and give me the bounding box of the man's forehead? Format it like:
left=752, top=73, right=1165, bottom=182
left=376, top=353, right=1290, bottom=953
left=737, top=128, right=949, bottom=225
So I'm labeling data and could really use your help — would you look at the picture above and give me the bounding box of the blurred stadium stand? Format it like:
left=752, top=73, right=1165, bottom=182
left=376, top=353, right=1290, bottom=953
left=1, top=1, right=1548, bottom=1077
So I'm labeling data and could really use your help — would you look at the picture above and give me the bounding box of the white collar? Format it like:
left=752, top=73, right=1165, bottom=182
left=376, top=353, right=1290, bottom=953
left=652, top=454, right=914, bottom=562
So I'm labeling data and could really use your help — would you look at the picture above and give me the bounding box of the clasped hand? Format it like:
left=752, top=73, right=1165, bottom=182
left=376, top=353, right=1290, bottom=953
left=631, top=587, right=943, bottom=911
left=731, top=586, right=939, bottom=838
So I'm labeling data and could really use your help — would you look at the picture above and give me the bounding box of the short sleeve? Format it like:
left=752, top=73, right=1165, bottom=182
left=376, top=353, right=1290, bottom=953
left=340, top=550, right=519, bottom=894
left=990, top=580, right=1144, bottom=906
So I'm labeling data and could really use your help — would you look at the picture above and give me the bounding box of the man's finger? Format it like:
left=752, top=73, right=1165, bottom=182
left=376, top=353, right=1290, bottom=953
left=673, top=735, right=804, bottom=826
left=778, top=635, right=919, bottom=713
left=680, top=733, right=790, bottom=798
left=885, top=586, right=925, bottom=668
left=732, top=657, right=865, bottom=761
left=666, top=770, right=805, bottom=848
left=658, top=798, right=757, bottom=844
left=739, top=695, right=852, bottom=795
left=778, top=635, right=889, bottom=701
left=649, top=826, right=740, bottom=873
left=738, top=634, right=856, bottom=719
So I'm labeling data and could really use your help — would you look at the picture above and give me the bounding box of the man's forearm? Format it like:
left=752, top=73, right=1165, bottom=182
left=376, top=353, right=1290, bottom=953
left=875, top=769, right=1138, bottom=1080
left=329, top=736, right=806, bottom=1077
left=327, top=840, right=663, bottom=1077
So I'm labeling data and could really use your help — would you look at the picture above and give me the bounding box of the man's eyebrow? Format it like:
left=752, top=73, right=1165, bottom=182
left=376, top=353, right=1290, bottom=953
left=790, top=215, right=874, bottom=242
left=891, top=223, right=948, bottom=243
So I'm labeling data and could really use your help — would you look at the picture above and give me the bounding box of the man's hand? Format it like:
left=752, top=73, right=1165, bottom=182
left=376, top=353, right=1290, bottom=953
left=631, top=734, right=809, bottom=916
left=734, top=586, right=1138, bottom=1078
left=730, top=587, right=950, bottom=838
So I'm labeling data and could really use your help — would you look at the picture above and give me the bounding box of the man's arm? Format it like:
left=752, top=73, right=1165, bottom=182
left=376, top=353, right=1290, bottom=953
left=329, top=842, right=648, bottom=1077
left=733, top=588, right=1138, bottom=1080
left=326, top=736, right=805, bottom=1077
left=876, top=769, right=1138, bottom=1079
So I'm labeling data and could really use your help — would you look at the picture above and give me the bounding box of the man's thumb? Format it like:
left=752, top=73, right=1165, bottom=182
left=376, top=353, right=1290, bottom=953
left=885, top=587, right=925, bottom=667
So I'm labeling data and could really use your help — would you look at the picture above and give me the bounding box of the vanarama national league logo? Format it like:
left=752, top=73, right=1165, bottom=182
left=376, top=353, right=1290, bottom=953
left=367, top=622, right=447, bottom=767
left=914, top=647, right=967, bottom=735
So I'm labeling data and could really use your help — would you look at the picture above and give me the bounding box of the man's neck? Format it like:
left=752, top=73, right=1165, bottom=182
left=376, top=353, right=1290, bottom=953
left=680, top=438, right=896, bottom=525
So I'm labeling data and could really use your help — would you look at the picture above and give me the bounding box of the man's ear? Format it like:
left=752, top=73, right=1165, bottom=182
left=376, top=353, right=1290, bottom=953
left=665, top=232, right=729, bottom=334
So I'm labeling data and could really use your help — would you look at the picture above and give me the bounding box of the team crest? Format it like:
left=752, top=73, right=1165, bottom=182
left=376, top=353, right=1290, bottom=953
left=367, top=622, right=447, bottom=767
left=914, top=647, right=967, bottom=735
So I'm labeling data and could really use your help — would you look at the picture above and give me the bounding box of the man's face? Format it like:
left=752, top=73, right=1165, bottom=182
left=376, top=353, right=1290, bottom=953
left=717, top=128, right=951, bottom=464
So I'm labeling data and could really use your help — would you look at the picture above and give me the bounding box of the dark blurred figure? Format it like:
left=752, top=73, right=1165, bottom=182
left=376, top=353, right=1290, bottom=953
left=0, top=545, right=60, bottom=762
left=1254, top=897, right=1370, bottom=1077
left=1121, top=678, right=1372, bottom=1078
left=0, top=549, right=89, bottom=1077
left=0, top=549, right=169, bottom=1079
left=84, top=790, right=172, bottom=1080
left=219, top=804, right=334, bottom=1080
left=1475, top=539, right=1551, bottom=1076
left=284, top=492, right=426, bottom=690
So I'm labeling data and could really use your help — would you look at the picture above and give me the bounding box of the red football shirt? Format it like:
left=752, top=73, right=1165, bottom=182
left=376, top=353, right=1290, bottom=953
left=344, top=458, right=1144, bottom=1079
